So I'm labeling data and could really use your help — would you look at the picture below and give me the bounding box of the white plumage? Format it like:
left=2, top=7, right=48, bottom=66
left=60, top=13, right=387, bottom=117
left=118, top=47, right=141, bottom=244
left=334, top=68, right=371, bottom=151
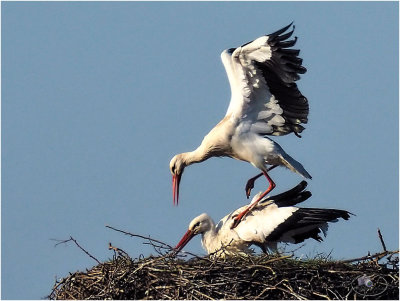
left=170, top=23, right=311, bottom=227
left=175, top=181, right=351, bottom=257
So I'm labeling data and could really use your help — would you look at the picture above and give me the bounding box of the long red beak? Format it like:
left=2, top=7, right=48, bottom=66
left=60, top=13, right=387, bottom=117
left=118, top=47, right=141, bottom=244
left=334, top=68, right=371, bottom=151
left=175, top=229, right=195, bottom=252
left=172, top=173, right=181, bottom=206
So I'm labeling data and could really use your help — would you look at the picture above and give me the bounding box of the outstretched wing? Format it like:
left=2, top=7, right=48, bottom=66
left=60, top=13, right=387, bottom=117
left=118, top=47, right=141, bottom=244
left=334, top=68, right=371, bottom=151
left=263, top=207, right=351, bottom=244
left=221, top=23, right=308, bottom=137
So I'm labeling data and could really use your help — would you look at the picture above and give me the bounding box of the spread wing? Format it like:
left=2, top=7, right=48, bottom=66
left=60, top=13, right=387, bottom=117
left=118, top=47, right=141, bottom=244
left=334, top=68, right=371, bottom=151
left=221, top=23, right=308, bottom=137
left=263, top=207, right=351, bottom=244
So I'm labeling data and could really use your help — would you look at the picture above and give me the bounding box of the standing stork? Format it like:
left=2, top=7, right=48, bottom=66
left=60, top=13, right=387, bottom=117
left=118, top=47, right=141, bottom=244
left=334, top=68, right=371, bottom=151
left=174, top=181, right=352, bottom=257
left=170, top=23, right=311, bottom=228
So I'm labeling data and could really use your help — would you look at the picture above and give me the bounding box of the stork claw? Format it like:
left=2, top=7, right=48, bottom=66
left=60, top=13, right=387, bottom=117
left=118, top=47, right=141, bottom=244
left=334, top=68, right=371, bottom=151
left=231, top=216, right=242, bottom=229
left=245, top=172, right=266, bottom=199
left=245, top=180, right=255, bottom=199
left=231, top=209, right=249, bottom=229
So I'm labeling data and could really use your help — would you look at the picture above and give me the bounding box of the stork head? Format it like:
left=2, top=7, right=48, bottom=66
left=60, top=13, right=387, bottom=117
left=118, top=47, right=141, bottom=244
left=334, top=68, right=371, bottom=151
left=169, top=154, right=186, bottom=205
left=175, top=213, right=212, bottom=252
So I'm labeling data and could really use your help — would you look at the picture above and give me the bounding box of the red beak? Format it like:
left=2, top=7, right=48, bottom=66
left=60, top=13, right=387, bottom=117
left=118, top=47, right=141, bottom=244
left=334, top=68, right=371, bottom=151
left=172, top=173, right=181, bottom=206
left=175, top=229, right=195, bottom=252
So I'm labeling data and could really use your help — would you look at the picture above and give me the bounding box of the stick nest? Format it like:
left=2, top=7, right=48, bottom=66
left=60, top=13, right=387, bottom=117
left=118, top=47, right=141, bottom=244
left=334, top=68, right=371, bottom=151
left=49, top=250, right=398, bottom=300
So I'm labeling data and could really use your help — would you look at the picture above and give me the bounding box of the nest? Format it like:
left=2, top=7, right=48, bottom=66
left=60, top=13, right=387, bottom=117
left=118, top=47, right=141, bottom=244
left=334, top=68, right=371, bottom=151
left=49, top=230, right=399, bottom=300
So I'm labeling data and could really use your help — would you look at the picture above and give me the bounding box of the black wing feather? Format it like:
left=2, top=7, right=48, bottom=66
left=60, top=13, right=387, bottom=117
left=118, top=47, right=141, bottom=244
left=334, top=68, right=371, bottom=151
left=256, top=24, right=309, bottom=137
left=258, top=181, right=352, bottom=244
left=266, top=208, right=352, bottom=243
left=260, top=181, right=311, bottom=207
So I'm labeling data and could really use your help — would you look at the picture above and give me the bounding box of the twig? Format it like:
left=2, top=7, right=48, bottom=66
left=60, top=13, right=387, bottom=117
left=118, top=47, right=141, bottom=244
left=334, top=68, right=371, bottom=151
left=105, top=225, right=174, bottom=250
left=378, top=228, right=387, bottom=252
left=53, top=236, right=101, bottom=264
left=106, top=224, right=216, bottom=263
left=338, top=250, right=398, bottom=263
left=312, top=291, right=330, bottom=300
left=108, top=242, right=130, bottom=258
left=261, top=254, right=292, bottom=264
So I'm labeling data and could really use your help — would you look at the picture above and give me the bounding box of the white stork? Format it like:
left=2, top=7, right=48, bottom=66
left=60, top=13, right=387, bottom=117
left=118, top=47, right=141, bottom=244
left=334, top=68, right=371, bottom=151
left=170, top=23, right=311, bottom=228
left=175, top=181, right=351, bottom=257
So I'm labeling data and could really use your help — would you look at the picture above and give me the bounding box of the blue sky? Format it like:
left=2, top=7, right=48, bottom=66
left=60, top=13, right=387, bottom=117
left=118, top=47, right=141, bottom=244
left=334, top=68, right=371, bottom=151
left=2, top=1, right=399, bottom=299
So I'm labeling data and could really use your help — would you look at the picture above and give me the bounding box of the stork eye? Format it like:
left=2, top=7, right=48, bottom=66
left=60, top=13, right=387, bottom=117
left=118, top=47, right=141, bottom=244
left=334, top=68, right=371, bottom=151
left=193, top=222, right=200, bottom=228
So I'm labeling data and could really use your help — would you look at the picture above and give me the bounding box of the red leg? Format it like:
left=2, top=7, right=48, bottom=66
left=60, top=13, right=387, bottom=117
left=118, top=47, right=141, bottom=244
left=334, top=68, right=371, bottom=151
left=232, top=170, right=276, bottom=229
left=245, top=165, right=278, bottom=198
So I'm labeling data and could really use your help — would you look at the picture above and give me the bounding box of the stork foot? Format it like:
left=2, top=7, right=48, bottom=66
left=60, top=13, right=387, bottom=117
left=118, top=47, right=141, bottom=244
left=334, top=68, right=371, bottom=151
left=231, top=208, right=250, bottom=229
left=245, top=179, right=256, bottom=199
left=231, top=216, right=242, bottom=229
left=245, top=167, right=277, bottom=199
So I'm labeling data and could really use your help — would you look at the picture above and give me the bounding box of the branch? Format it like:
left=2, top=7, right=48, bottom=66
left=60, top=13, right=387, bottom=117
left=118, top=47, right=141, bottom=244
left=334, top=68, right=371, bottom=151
left=339, top=228, right=395, bottom=264
left=339, top=249, right=398, bottom=264
left=53, top=236, right=101, bottom=264
left=108, top=242, right=130, bottom=258
left=106, top=225, right=215, bottom=262
left=105, top=225, right=174, bottom=250
left=378, top=228, right=387, bottom=252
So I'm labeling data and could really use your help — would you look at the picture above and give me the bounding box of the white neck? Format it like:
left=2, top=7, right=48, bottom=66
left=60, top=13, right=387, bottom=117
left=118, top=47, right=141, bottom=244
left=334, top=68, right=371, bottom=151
left=181, top=144, right=212, bottom=166
left=200, top=220, right=220, bottom=254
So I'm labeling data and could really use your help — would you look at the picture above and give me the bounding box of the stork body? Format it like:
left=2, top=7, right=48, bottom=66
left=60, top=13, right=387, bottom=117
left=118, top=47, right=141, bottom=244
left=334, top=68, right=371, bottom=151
left=175, top=182, right=351, bottom=257
left=170, top=24, right=311, bottom=226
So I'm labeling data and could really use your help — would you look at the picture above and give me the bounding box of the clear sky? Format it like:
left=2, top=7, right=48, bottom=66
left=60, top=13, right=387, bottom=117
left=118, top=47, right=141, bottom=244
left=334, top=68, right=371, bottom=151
left=1, top=1, right=399, bottom=299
